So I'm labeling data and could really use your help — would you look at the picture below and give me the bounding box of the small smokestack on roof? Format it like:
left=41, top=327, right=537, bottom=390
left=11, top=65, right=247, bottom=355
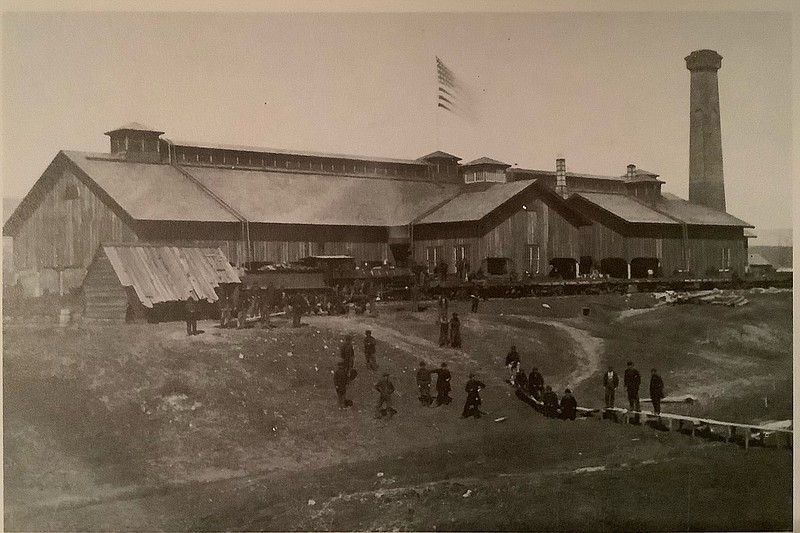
left=556, top=158, right=567, bottom=198
left=627, top=164, right=636, bottom=180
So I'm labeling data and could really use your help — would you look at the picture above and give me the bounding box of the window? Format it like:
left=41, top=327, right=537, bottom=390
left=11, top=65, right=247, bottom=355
left=527, top=244, right=540, bottom=274
left=64, top=184, right=79, bottom=201
left=453, top=245, right=469, bottom=265
left=426, top=246, right=442, bottom=270
left=721, top=247, right=731, bottom=268
left=464, top=172, right=475, bottom=184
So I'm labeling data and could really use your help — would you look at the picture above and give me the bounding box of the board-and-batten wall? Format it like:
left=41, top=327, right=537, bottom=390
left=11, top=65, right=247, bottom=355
left=576, top=206, right=748, bottom=275
left=12, top=168, right=138, bottom=294
left=137, top=222, right=390, bottom=267
left=412, top=192, right=581, bottom=275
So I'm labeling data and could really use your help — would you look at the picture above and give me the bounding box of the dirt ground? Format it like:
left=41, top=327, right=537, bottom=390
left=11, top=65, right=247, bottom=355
left=3, top=290, right=793, bottom=531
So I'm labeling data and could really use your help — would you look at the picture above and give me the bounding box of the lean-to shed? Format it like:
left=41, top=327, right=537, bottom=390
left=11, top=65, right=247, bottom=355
left=82, top=243, right=240, bottom=322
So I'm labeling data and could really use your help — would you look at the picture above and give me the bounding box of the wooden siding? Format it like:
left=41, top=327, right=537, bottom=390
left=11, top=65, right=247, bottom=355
left=82, top=249, right=129, bottom=321
left=12, top=167, right=137, bottom=290
left=137, top=222, right=389, bottom=266
left=412, top=188, right=581, bottom=275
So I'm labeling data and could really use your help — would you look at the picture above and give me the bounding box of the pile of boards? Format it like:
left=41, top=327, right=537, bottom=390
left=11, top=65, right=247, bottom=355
left=654, top=288, right=749, bottom=307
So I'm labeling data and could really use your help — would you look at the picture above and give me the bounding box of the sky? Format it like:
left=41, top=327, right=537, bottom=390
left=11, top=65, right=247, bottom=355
left=1, top=8, right=794, bottom=231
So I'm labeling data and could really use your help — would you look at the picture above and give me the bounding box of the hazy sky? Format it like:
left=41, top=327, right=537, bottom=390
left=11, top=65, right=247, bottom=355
left=1, top=9, right=793, bottom=230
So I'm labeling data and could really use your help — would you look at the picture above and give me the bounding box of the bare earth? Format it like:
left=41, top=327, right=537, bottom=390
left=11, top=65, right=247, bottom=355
left=3, top=291, right=792, bottom=531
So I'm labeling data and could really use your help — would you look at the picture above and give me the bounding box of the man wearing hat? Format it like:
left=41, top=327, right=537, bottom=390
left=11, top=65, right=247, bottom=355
left=416, top=361, right=433, bottom=406
left=333, top=361, right=351, bottom=409
left=375, top=372, right=396, bottom=419
left=560, top=388, right=578, bottom=420
left=340, top=334, right=355, bottom=374
left=364, top=330, right=378, bottom=370
left=461, top=373, right=486, bottom=419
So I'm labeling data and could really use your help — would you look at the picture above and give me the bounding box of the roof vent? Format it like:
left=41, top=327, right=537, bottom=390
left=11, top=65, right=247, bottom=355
left=105, top=122, right=165, bottom=163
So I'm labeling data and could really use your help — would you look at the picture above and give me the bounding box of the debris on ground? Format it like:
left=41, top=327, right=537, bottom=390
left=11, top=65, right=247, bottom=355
left=654, top=289, right=749, bottom=307
left=462, top=489, right=473, bottom=498
left=750, top=287, right=792, bottom=294
left=542, top=304, right=551, bottom=309
left=573, top=466, right=606, bottom=474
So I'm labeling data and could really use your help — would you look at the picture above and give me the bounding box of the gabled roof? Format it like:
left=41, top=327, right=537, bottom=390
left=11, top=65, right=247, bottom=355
left=105, top=122, right=164, bottom=135
left=570, top=193, right=680, bottom=225
left=416, top=180, right=591, bottom=226
left=185, top=165, right=461, bottom=226
left=462, top=157, right=510, bottom=167
left=99, top=243, right=240, bottom=307
left=570, top=191, right=754, bottom=228
left=65, top=152, right=238, bottom=222
left=417, top=151, right=461, bottom=162
left=656, top=193, right=753, bottom=227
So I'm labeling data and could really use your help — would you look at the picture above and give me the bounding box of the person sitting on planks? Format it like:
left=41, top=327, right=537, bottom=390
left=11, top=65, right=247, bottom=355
left=542, top=386, right=559, bottom=418
left=528, top=367, right=544, bottom=400
left=560, top=388, right=578, bottom=420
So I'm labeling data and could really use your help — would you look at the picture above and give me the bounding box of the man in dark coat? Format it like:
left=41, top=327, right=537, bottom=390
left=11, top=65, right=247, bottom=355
left=438, top=316, right=450, bottom=347
left=505, top=346, right=520, bottom=383
left=470, top=288, right=480, bottom=313
left=340, top=334, right=355, bottom=374
left=560, top=388, right=578, bottom=420
left=542, top=386, right=559, bottom=418
left=291, top=292, right=304, bottom=328
left=461, top=373, right=486, bottom=419
left=333, top=361, right=351, bottom=409
left=449, top=313, right=462, bottom=349
left=624, top=361, right=641, bottom=412
left=603, top=365, right=619, bottom=410
left=433, top=362, right=452, bottom=406
left=528, top=367, right=544, bottom=400
left=185, top=292, right=199, bottom=336
left=416, top=361, right=433, bottom=406
left=514, top=367, right=528, bottom=391
left=375, top=373, right=396, bottom=419
left=364, top=330, right=378, bottom=370
left=649, top=368, right=665, bottom=415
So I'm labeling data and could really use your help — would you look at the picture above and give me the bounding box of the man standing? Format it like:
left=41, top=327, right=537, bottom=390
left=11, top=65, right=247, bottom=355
left=469, top=287, right=480, bottom=313
left=364, top=330, right=378, bottom=370
left=649, top=368, right=665, bottom=415
left=333, top=361, right=351, bottom=409
left=461, top=373, right=486, bottom=419
left=416, top=361, right=433, bottom=406
left=624, top=361, right=641, bottom=412
left=505, top=346, right=520, bottom=383
left=433, top=362, right=452, bottom=406
left=603, top=365, right=619, bottom=411
left=528, top=367, right=544, bottom=400
left=438, top=316, right=450, bottom=347
left=560, top=388, right=578, bottom=420
left=185, top=292, right=199, bottom=336
left=375, top=373, right=396, bottom=419
left=291, top=292, right=305, bottom=328
left=340, top=334, right=355, bottom=374
left=449, top=313, right=462, bottom=349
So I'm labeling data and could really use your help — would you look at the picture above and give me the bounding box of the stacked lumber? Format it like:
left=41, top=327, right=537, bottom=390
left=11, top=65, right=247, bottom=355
left=654, top=289, right=749, bottom=307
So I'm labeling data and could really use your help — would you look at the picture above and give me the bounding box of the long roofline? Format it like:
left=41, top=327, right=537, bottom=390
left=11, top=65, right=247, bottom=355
left=166, top=138, right=427, bottom=166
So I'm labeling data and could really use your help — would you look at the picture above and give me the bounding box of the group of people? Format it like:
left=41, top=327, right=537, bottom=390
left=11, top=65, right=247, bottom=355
left=603, top=362, right=665, bottom=417
left=332, top=330, right=487, bottom=420
left=505, top=346, right=579, bottom=420
left=436, top=296, right=462, bottom=348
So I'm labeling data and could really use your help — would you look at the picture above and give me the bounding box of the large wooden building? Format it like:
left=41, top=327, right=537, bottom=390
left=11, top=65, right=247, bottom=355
left=3, top=123, right=752, bottom=296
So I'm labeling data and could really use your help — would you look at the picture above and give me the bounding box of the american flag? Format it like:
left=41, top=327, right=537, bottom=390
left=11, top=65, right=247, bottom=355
left=436, top=56, right=477, bottom=121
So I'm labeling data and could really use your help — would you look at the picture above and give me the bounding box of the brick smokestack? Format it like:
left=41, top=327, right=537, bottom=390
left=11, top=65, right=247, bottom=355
left=555, top=158, right=567, bottom=198
left=685, top=49, right=726, bottom=212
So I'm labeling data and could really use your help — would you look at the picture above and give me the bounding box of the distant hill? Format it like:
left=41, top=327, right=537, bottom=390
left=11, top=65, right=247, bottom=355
left=753, top=228, right=792, bottom=247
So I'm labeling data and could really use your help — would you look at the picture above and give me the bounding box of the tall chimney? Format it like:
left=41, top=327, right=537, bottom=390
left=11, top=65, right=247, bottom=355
left=685, top=49, right=726, bottom=211
left=555, top=158, right=567, bottom=198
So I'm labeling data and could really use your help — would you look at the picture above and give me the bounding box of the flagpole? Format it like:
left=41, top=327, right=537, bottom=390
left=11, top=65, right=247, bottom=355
left=435, top=57, right=440, bottom=149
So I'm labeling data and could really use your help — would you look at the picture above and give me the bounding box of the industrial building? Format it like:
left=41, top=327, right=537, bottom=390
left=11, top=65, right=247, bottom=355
left=3, top=49, right=753, bottom=298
